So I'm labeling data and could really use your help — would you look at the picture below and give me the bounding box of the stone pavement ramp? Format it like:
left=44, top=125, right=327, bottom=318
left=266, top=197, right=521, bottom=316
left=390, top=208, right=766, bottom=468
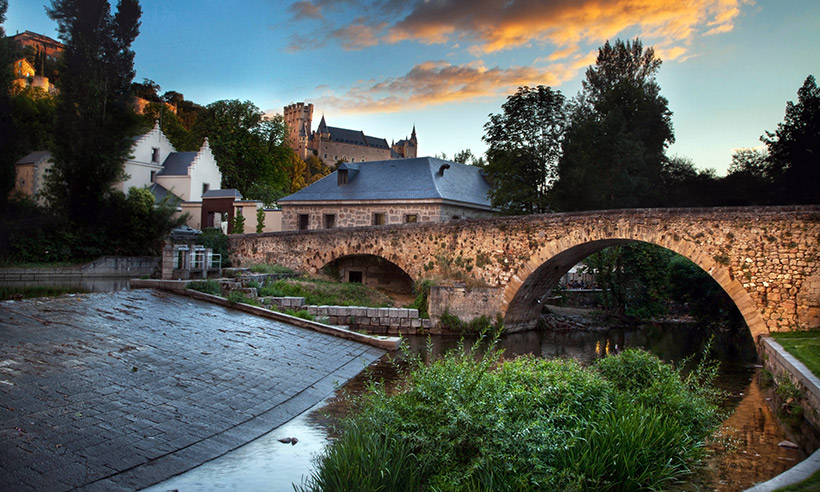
left=0, top=289, right=385, bottom=491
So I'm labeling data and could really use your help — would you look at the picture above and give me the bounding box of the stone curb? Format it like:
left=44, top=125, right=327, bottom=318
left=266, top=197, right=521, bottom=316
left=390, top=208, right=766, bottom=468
left=180, top=289, right=401, bottom=351
left=744, top=337, right=820, bottom=491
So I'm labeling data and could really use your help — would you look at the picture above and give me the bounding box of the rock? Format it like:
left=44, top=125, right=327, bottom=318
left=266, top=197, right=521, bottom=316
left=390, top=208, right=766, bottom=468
left=278, top=437, right=298, bottom=445
left=778, top=440, right=799, bottom=449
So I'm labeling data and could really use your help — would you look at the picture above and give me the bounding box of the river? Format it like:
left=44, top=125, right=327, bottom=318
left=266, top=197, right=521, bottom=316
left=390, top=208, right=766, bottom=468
left=143, top=320, right=819, bottom=492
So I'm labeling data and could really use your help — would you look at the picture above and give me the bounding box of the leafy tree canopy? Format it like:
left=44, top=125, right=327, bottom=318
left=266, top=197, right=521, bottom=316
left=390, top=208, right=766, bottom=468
left=552, top=38, right=673, bottom=211
left=762, top=74, right=820, bottom=204
left=483, top=85, right=567, bottom=215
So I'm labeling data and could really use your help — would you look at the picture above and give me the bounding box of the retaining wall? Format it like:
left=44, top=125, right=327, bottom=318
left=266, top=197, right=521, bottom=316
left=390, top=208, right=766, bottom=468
left=0, top=256, right=159, bottom=281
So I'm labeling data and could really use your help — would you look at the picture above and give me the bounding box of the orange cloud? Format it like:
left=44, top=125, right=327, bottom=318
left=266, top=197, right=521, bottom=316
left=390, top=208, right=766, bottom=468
left=315, top=60, right=577, bottom=113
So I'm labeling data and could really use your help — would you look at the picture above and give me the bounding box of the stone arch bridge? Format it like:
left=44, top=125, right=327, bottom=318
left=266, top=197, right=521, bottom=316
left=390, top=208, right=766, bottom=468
left=230, top=206, right=820, bottom=338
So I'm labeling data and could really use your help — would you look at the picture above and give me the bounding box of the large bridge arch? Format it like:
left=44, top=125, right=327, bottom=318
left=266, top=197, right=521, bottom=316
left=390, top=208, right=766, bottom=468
left=503, top=236, right=766, bottom=338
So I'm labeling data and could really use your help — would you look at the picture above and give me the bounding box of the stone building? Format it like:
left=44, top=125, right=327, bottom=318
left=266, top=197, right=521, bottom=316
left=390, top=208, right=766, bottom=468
left=283, top=102, right=417, bottom=166
left=278, top=156, right=494, bottom=231
left=11, top=31, right=64, bottom=62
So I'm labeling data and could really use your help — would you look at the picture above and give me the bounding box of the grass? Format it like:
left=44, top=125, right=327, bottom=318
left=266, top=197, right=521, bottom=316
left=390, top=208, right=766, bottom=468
left=186, top=280, right=221, bottom=296
left=297, top=343, right=723, bottom=492
left=774, top=469, right=820, bottom=491
left=257, top=277, right=392, bottom=307
left=771, top=331, right=820, bottom=377
left=248, top=263, right=295, bottom=275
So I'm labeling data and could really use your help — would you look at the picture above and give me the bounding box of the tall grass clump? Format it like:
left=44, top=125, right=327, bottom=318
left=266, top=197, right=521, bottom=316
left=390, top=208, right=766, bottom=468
left=299, top=341, right=723, bottom=492
left=248, top=263, right=295, bottom=275
left=186, top=279, right=221, bottom=296
left=257, top=277, right=391, bottom=307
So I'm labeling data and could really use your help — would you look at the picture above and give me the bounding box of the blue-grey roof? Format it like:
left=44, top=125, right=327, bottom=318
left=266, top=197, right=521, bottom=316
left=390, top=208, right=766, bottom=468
left=202, top=189, right=242, bottom=199
left=16, top=150, right=52, bottom=165
left=157, top=152, right=197, bottom=176
left=279, top=157, right=492, bottom=207
left=148, top=183, right=181, bottom=204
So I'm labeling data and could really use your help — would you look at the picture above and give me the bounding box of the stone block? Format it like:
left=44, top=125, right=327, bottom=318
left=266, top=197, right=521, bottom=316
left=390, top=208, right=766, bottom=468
left=367, top=308, right=380, bottom=318
left=408, top=309, right=419, bottom=318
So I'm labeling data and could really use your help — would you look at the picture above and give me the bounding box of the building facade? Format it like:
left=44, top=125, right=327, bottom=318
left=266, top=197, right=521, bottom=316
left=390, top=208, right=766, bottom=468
left=283, top=102, right=417, bottom=166
left=278, top=157, right=494, bottom=231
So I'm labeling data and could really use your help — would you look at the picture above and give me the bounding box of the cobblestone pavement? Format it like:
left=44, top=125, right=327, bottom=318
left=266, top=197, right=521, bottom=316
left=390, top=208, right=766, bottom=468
left=0, top=289, right=385, bottom=491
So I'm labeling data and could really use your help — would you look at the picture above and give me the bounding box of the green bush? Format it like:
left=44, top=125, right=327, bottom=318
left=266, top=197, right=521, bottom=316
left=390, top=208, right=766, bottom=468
left=186, top=280, right=221, bottom=296
left=407, top=279, right=433, bottom=317
left=198, top=228, right=231, bottom=267
left=226, top=290, right=257, bottom=306
left=257, top=277, right=391, bottom=307
left=300, top=343, right=722, bottom=491
left=282, top=308, right=314, bottom=320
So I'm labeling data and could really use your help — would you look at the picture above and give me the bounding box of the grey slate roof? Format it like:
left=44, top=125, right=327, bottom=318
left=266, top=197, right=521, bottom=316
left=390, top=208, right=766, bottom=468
left=148, top=183, right=182, bottom=204
left=202, top=189, right=243, bottom=199
left=279, top=157, right=492, bottom=208
left=15, top=150, right=52, bottom=165
left=157, top=152, right=197, bottom=176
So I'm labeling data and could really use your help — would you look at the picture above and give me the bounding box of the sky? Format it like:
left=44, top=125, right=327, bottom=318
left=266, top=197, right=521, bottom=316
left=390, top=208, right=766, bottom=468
left=5, top=0, right=819, bottom=175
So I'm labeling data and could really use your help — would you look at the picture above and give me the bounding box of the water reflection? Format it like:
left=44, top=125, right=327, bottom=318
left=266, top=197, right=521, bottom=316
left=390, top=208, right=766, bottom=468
left=142, top=322, right=817, bottom=491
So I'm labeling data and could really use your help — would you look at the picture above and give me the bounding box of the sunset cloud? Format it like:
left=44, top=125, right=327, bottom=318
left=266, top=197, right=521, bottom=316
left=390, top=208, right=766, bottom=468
left=315, top=60, right=579, bottom=113
left=286, top=0, right=753, bottom=112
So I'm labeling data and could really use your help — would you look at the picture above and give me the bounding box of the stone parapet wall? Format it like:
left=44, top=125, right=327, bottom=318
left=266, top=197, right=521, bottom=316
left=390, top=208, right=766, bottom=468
left=759, top=337, right=820, bottom=432
left=1, top=256, right=159, bottom=280
left=305, top=305, right=431, bottom=335
left=428, top=286, right=503, bottom=325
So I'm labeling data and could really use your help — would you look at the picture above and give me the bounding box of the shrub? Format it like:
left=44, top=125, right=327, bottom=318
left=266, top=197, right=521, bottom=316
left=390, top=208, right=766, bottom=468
left=226, top=290, right=257, bottom=306
left=198, top=228, right=231, bottom=267
left=186, top=280, right=221, bottom=296
left=248, top=263, right=295, bottom=275
left=257, top=277, right=391, bottom=307
left=302, top=343, right=723, bottom=491
left=407, top=279, right=433, bottom=317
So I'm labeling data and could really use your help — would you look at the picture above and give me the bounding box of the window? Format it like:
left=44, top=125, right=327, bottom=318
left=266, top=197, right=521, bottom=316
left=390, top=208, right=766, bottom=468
left=372, top=213, right=385, bottom=225
left=324, top=214, right=336, bottom=229
left=151, top=147, right=160, bottom=163
left=337, top=169, right=348, bottom=185
left=150, top=170, right=156, bottom=182
left=202, top=183, right=210, bottom=195
left=348, top=271, right=363, bottom=283
left=404, top=214, right=418, bottom=223
left=298, top=214, right=309, bottom=230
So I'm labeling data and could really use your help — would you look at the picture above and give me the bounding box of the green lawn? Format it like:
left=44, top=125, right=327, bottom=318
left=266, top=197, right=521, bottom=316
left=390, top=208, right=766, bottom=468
left=774, top=468, right=820, bottom=491
left=770, top=331, right=820, bottom=377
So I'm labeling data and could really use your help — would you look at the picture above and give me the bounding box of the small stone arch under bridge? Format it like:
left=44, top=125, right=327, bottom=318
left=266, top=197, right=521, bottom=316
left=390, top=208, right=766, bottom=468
left=230, top=206, right=820, bottom=339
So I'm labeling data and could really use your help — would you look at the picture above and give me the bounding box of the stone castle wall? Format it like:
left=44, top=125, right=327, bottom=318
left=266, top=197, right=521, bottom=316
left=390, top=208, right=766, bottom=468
left=231, top=206, right=820, bottom=337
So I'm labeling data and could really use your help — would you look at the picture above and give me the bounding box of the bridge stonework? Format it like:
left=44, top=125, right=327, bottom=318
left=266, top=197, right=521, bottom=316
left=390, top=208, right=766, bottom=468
left=230, top=206, right=820, bottom=339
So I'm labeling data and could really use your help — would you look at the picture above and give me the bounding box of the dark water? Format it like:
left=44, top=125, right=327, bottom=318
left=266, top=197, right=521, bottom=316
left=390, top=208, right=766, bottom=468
left=143, top=320, right=819, bottom=492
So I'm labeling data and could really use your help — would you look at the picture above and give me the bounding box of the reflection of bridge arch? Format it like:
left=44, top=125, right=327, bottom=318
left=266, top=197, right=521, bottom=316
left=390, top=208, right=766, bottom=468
left=231, top=206, right=820, bottom=337
left=503, top=238, right=764, bottom=337
left=324, top=254, right=414, bottom=294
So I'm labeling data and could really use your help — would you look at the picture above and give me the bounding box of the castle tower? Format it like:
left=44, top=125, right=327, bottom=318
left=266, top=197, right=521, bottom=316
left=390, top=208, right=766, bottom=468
left=283, top=102, right=313, bottom=158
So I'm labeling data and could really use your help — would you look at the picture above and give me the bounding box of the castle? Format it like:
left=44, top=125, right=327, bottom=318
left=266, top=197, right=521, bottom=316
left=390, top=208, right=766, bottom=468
left=283, top=102, right=417, bottom=166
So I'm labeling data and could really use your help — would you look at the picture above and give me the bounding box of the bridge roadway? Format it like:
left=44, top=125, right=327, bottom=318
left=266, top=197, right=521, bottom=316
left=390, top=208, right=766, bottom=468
left=0, top=289, right=385, bottom=491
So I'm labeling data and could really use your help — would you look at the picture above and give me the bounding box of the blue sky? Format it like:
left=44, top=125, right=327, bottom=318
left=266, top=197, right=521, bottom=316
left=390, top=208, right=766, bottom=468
left=5, top=0, right=819, bottom=174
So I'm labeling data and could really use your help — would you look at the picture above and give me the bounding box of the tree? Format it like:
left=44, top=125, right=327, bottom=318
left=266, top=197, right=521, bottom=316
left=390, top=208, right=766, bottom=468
left=132, top=77, right=160, bottom=101
left=256, top=207, right=265, bottom=234
left=552, top=39, right=674, bottom=211
left=762, top=75, right=820, bottom=204
left=44, top=0, right=143, bottom=224
left=482, top=85, right=567, bottom=215
left=0, top=0, right=18, bottom=202
left=193, top=99, right=289, bottom=199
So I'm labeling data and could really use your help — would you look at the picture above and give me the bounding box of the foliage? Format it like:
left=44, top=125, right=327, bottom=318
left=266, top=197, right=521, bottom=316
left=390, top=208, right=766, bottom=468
left=186, top=279, right=221, bottom=296
left=483, top=85, right=566, bottom=214
left=407, top=278, right=434, bottom=318
left=193, top=99, right=289, bottom=198
left=302, top=344, right=721, bottom=491
left=770, top=331, right=820, bottom=377
left=44, top=0, right=143, bottom=224
left=106, top=187, right=186, bottom=255
left=257, top=277, right=392, bottom=307
left=0, top=284, right=87, bottom=300
left=248, top=263, right=295, bottom=275
left=136, top=100, right=199, bottom=151
left=256, top=207, right=265, bottom=233
left=231, top=211, right=245, bottom=234
left=226, top=290, right=257, bottom=306
left=0, top=0, right=18, bottom=202
left=762, top=74, right=820, bottom=204
left=197, top=228, right=231, bottom=267
left=281, top=308, right=315, bottom=320
left=552, top=38, right=673, bottom=211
